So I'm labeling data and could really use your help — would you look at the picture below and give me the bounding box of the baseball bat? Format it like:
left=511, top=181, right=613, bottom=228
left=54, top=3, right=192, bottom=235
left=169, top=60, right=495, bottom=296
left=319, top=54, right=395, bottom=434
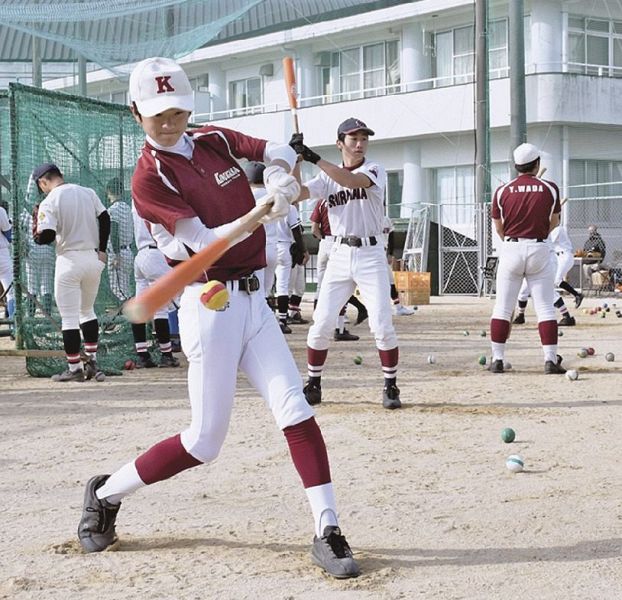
left=536, top=166, right=547, bottom=178
left=123, top=201, right=273, bottom=324
left=282, top=57, right=299, bottom=134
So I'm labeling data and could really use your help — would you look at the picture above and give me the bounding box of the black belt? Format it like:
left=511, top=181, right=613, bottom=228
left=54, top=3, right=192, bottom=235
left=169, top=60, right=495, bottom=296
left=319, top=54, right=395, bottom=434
left=120, top=244, right=132, bottom=249
left=337, top=235, right=377, bottom=247
left=506, top=237, right=544, bottom=242
left=229, top=273, right=260, bottom=293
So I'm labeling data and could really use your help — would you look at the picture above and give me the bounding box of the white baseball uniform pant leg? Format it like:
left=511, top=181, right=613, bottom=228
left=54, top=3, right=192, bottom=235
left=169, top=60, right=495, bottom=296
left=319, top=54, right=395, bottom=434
left=494, top=241, right=556, bottom=321
left=178, top=282, right=314, bottom=463
left=275, top=242, right=292, bottom=297
left=0, top=247, right=14, bottom=305
left=315, top=239, right=333, bottom=300
left=289, top=263, right=305, bottom=297
left=54, top=250, right=104, bottom=329
left=308, top=244, right=398, bottom=351
left=555, top=251, right=574, bottom=286
left=517, top=278, right=530, bottom=302
left=134, top=248, right=175, bottom=319
left=263, top=242, right=278, bottom=294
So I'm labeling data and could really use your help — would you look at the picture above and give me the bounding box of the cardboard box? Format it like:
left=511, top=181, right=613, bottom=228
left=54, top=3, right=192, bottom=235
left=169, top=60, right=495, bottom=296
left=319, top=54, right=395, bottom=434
left=393, top=271, right=431, bottom=305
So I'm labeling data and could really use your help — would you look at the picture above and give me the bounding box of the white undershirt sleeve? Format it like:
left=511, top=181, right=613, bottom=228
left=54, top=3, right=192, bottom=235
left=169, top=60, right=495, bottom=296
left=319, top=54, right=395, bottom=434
left=174, top=216, right=251, bottom=253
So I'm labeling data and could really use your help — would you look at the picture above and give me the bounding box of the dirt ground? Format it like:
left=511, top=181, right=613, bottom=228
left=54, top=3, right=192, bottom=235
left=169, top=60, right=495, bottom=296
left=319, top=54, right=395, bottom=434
left=1, top=295, right=621, bottom=600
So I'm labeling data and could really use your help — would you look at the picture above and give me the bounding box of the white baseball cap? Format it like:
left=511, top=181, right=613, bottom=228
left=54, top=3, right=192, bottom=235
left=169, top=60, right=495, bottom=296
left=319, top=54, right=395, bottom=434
left=513, top=142, right=540, bottom=166
left=129, top=57, right=194, bottom=117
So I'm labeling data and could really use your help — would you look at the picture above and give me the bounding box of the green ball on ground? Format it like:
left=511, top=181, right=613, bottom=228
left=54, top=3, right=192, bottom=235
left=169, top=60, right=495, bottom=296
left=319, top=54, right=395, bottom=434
left=353, top=355, right=363, bottom=365
left=578, top=348, right=588, bottom=358
left=478, top=355, right=487, bottom=366
left=501, top=427, right=516, bottom=443
left=480, top=330, right=487, bottom=337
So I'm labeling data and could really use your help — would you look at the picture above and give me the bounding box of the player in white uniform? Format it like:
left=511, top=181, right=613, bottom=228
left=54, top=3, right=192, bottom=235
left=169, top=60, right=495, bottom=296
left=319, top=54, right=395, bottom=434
left=20, top=204, right=54, bottom=317
left=105, top=178, right=134, bottom=302
left=512, top=224, right=582, bottom=326
left=291, top=118, right=401, bottom=409
left=245, top=161, right=279, bottom=312
left=382, top=215, right=415, bottom=316
left=0, top=204, right=15, bottom=322
left=130, top=202, right=181, bottom=368
left=275, top=204, right=305, bottom=333
left=33, top=163, right=110, bottom=382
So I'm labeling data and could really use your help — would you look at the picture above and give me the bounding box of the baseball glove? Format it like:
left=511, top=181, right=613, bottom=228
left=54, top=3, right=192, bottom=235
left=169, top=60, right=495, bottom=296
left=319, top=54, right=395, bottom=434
left=290, top=242, right=306, bottom=266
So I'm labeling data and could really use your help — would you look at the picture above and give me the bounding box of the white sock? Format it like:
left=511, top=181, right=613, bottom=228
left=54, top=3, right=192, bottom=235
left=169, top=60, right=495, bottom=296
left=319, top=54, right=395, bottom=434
left=96, top=461, right=145, bottom=504
left=305, top=482, right=339, bottom=537
left=491, top=342, right=505, bottom=361
left=336, top=314, right=345, bottom=333
left=542, top=345, right=557, bottom=363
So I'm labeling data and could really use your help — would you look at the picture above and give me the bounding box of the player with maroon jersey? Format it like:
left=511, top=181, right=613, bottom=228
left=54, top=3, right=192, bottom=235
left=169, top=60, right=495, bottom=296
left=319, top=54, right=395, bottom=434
left=489, top=143, right=565, bottom=375
left=76, top=57, right=359, bottom=579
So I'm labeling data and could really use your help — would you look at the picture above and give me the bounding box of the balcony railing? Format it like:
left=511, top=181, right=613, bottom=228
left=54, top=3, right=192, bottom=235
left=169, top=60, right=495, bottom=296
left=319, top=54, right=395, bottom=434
left=191, top=61, right=621, bottom=123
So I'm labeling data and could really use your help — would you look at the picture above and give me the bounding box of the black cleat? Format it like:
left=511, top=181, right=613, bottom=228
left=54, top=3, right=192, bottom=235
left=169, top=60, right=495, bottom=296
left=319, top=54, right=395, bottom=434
left=77, top=475, right=121, bottom=553
left=512, top=313, right=525, bottom=325
left=334, top=328, right=359, bottom=341
left=489, top=359, right=504, bottom=374
left=280, top=321, right=292, bottom=334
left=288, top=312, right=309, bottom=325
left=51, top=368, right=84, bottom=382
left=382, top=382, right=401, bottom=409
left=574, top=293, right=584, bottom=309
left=545, top=360, right=566, bottom=374
left=159, top=353, right=180, bottom=368
left=558, top=314, right=576, bottom=326
left=311, top=526, right=360, bottom=579
left=84, top=358, right=105, bottom=382
left=136, top=354, right=157, bottom=369
left=303, top=381, right=322, bottom=405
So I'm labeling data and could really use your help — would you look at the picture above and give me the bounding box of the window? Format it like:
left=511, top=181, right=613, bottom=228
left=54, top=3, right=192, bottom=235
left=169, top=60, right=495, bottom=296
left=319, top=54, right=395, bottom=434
left=320, top=40, right=400, bottom=102
left=568, top=159, right=621, bottom=224
left=229, top=77, right=261, bottom=115
left=386, top=171, right=404, bottom=219
left=568, top=16, right=622, bottom=76
left=433, top=19, right=510, bottom=87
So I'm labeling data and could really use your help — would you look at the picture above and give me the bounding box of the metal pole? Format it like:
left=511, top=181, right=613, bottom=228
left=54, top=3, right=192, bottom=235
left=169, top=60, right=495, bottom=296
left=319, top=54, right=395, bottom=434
left=78, top=21, right=87, bottom=96
left=32, top=35, right=42, bottom=88
left=509, top=0, right=527, bottom=152
left=475, top=0, right=490, bottom=291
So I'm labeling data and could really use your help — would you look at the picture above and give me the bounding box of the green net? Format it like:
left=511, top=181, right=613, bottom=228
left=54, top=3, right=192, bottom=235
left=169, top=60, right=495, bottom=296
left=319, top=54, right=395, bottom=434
left=0, top=0, right=263, bottom=75
left=7, top=82, right=148, bottom=377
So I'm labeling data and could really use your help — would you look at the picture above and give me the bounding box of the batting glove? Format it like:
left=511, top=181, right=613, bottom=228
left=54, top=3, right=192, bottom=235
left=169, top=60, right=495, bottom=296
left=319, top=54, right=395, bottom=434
left=258, top=192, right=289, bottom=224
left=263, top=166, right=301, bottom=204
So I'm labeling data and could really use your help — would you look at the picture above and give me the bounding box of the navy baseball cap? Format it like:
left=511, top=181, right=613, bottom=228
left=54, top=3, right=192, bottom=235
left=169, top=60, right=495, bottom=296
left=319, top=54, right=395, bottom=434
left=32, top=162, right=59, bottom=182
left=337, top=118, right=375, bottom=137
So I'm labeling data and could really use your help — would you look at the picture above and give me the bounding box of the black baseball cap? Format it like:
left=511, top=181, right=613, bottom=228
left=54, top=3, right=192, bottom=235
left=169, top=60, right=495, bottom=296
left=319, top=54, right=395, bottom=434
left=244, top=161, right=265, bottom=185
left=32, top=162, right=60, bottom=182
left=337, top=118, right=375, bottom=137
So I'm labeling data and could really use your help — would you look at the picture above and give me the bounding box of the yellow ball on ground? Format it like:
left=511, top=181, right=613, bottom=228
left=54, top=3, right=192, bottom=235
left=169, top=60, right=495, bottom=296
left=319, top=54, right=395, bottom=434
left=199, top=280, right=229, bottom=310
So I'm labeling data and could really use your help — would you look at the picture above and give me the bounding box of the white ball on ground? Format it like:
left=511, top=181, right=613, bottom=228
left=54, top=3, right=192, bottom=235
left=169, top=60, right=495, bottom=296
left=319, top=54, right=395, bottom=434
left=427, top=354, right=436, bottom=364
left=95, top=372, right=106, bottom=382
left=565, top=369, right=579, bottom=381
left=506, top=455, right=524, bottom=473
left=503, top=361, right=512, bottom=370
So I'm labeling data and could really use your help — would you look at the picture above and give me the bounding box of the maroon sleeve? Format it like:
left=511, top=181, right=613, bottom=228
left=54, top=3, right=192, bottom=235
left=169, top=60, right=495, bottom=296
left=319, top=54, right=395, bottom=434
left=491, top=186, right=503, bottom=219
left=309, top=199, right=321, bottom=223
left=131, top=154, right=196, bottom=234
left=195, top=125, right=267, bottom=162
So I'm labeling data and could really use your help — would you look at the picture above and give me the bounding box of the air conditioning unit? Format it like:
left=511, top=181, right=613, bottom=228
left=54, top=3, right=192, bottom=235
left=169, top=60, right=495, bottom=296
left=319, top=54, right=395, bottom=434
left=314, top=52, right=331, bottom=67
left=259, top=63, right=274, bottom=77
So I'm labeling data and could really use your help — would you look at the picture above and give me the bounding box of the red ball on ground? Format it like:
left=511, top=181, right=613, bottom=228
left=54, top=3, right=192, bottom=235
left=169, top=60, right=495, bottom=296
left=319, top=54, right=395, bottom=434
left=124, top=359, right=136, bottom=370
